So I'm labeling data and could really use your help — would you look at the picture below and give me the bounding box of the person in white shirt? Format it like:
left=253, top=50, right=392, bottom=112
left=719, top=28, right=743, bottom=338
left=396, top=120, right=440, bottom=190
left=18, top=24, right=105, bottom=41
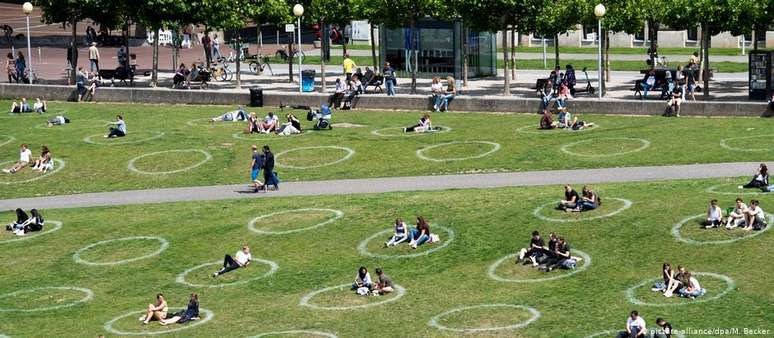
left=32, top=98, right=46, bottom=113
left=4, top=144, right=32, bottom=173
left=725, top=198, right=748, bottom=229
left=742, top=200, right=766, bottom=231
left=211, top=34, right=222, bottom=60
left=260, top=112, right=279, bottom=133
left=47, top=115, right=70, bottom=127
left=677, top=272, right=705, bottom=299
left=328, top=78, right=346, bottom=108
left=430, top=77, right=444, bottom=111
left=384, top=218, right=409, bottom=246
left=213, top=245, right=252, bottom=277
left=619, top=311, right=647, bottom=338
left=703, top=199, right=723, bottom=228
left=404, top=113, right=432, bottom=133
left=351, top=266, right=373, bottom=292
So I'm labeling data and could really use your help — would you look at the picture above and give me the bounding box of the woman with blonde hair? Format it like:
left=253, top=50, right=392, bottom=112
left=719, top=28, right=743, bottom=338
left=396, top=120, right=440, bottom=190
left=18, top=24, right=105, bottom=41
left=439, top=76, right=456, bottom=111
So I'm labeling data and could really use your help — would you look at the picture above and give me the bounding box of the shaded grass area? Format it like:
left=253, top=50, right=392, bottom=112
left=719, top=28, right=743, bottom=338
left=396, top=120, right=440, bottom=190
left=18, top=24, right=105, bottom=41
left=0, top=179, right=771, bottom=336
left=1, top=100, right=774, bottom=198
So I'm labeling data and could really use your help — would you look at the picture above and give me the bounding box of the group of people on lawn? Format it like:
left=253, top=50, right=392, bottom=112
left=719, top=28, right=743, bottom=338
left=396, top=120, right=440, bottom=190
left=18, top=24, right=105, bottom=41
left=384, top=216, right=438, bottom=249
left=2, top=143, right=54, bottom=175
left=703, top=198, right=767, bottom=231
left=516, top=230, right=579, bottom=272
left=351, top=266, right=394, bottom=296
left=651, top=263, right=705, bottom=299
left=539, top=106, right=594, bottom=131
left=211, top=107, right=303, bottom=136
left=559, top=185, right=600, bottom=212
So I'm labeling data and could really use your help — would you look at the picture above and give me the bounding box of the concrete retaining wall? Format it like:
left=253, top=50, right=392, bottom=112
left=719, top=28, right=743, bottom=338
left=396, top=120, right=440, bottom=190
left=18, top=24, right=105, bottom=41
left=0, top=83, right=769, bottom=117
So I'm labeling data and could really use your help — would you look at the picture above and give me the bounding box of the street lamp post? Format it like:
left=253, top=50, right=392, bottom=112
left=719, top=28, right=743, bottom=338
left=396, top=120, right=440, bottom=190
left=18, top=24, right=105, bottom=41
left=293, top=4, right=304, bottom=93
left=594, top=4, right=606, bottom=99
left=22, top=2, right=33, bottom=83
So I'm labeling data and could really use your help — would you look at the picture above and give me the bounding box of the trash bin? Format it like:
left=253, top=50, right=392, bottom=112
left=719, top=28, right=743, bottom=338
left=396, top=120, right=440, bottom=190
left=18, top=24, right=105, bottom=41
left=302, top=69, right=316, bottom=92
left=249, top=87, right=263, bottom=107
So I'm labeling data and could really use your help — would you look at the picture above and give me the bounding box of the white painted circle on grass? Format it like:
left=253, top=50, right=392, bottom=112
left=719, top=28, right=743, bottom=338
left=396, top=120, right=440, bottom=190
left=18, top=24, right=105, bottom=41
left=0, top=159, right=65, bottom=185
left=83, top=131, right=165, bottom=145
left=357, top=225, right=455, bottom=258
left=585, top=330, right=685, bottom=338
left=249, top=330, right=338, bottom=338
left=516, top=124, right=598, bottom=134
left=720, top=135, right=774, bottom=152
left=248, top=208, right=344, bottom=235
left=275, top=146, right=355, bottom=169
left=706, top=183, right=765, bottom=196
left=0, top=221, right=62, bottom=244
left=560, top=137, right=650, bottom=158
left=416, top=141, right=501, bottom=162
left=625, top=272, right=735, bottom=307
left=532, top=198, right=633, bottom=223
left=0, top=135, right=15, bottom=148
left=672, top=214, right=771, bottom=245
left=34, top=119, right=110, bottom=130
left=0, top=286, right=93, bottom=312
left=371, top=125, right=452, bottom=137
left=300, top=283, right=406, bottom=310
left=72, top=236, right=169, bottom=266
left=487, top=249, right=592, bottom=283
left=428, top=304, right=541, bottom=333
left=103, top=308, right=214, bottom=336
left=176, top=258, right=279, bottom=288
left=187, top=117, right=243, bottom=127
left=127, top=149, right=212, bottom=175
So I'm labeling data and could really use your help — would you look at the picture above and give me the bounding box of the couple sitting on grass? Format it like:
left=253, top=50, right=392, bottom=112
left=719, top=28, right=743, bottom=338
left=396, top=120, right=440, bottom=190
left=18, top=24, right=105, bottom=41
left=617, top=311, right=674, bottom=338
left=558, top=185, right=600, bottom=212
left=139, top=293, right=200, bottom=326
left=384, top=216, right=440, bottom=249
left=5, top=208, right=44, bottom=236
left=242, top=112, right=302, bottom=136
left=516, top=231, right=582, bottom=272
left=651, top=263, right=705, bottom=299
left=703, top=198, right=767, bottom=231
left=351, top=266, right=394, bottom=296
left=3, top=144, right=54, bottom=174
left=539, top=107, right=594, bottom=131
left=403, top=113, right=441, bottom=133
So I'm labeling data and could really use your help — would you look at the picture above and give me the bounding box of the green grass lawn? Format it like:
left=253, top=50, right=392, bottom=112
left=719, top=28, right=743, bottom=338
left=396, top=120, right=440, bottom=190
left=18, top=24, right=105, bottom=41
left=0, top=178, right=771, bottom=337
left=1, top=101, right=773, bottom=199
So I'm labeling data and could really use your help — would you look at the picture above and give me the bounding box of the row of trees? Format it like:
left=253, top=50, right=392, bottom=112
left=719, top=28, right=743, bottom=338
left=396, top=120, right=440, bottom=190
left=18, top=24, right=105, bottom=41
left=36, top=0, right=774, bottom=96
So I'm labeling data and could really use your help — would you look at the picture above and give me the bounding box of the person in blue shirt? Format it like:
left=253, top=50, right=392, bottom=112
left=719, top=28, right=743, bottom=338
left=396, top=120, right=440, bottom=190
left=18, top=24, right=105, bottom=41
left=105, top=114, right=127, bottom=138
left=249, top=145, right=264, bottom=192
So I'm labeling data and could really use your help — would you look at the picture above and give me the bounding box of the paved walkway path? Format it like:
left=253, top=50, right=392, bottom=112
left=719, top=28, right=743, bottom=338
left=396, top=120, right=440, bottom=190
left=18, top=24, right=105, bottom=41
left=0, top=162, right=758, bottom=210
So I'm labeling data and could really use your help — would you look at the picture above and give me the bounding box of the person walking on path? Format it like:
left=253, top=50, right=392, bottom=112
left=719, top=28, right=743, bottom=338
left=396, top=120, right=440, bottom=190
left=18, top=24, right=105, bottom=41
left=260, top=145, right=279, bottom=191
left=88, top=42, right=100, bottom=77
left=201, top=31, right=212, bottom=66
left=249, top=145, right=265, bottom=192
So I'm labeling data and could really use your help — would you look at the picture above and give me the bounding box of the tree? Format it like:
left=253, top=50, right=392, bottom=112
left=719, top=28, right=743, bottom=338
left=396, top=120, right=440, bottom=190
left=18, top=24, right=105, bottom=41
left=591, top=0, right=643, bottom=81
left=533, top=0, right=586, bottom=68
left=37, top=0, right=97, bottom=83
left=311, top=0, right=355, bottom=92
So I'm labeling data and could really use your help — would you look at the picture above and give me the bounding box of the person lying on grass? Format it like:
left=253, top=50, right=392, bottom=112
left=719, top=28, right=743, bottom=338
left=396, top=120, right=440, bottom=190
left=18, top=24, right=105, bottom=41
left=558, top=185, right=580, bottom=210
left=47, top=115, right=70, bottom=127
left=725, top=198, right=747, bottom=229
left=30, top=145, right=52, bottom=173
left=557, top=107, right=594, bottom=130
left=742, top=199, right=767, bottom=231
left=566, top=186, right=600, bottom=212
left=3, top=143, right=31, bottom=174
left=372, top=268, right=394, bottom=295
left=702, top=199, right=724, bottom=229
left=408, top=216, right=432, bottom=249
left=212, top=245, right=251, bottom=278
left=5, top=208, right=43, bottom=236
left=384, top=217, right=409, bottom=247
left=160, top=293, right=200, bottom=325
left=351, top=266, right=373, bottom=294
left=104, top=114, right=126, bottom=138
left=403, top=113, right=433, bottom=133
left=138, top=293, right=168, bottom=325
left=740, top=163, right=768, bottom=190
left=210, top=106, right=248, bottom=122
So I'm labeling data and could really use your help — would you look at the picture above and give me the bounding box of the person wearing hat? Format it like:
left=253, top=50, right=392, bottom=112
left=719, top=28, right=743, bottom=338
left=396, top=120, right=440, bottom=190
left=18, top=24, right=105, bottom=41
left=88, top=42, right=100, bottom=77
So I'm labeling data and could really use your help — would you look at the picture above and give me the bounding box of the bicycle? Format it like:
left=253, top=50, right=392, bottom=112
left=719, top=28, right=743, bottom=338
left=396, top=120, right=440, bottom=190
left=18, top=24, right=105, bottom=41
left=248, top=54, right=273, bottom=76
left=275, top=45, right=305, bottom=63
left=210, top=58, right=233, bottom=82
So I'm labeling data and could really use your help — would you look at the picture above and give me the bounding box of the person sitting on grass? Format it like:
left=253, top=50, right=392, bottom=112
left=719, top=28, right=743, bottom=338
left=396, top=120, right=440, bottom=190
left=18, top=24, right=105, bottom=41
left=9, top=98, right=30, bottom=113
left=517, top=230, right=545, bottom=266
left=740, top=163, right=768, bottom=190
left=212, top=245, right=251, bottom=278
left=210, top=106, right=248, bottom=122
left=384, top=218, right=409, bottom=247
left=702, top=199, right=724, bottom=229
left=5, top=208, right=44, bottom=236
left=617, top=310, right=647, bottom=338
left=245, top=112, right=260, bottom=134
left=556, top=107, right=571, bottom=128
left=539, top=109, right=556, bottom=130
left=408, top=216, right=431, bottom=249
left=561, top=109, right=594, bottom=131
left=653, top=318, right=674, bottom=338
left=676, top=271, right=705, bottom=299
left=372, top=268, right=394, bottom=295
left=138, top=293, right=168, bottom=325
left=259, top=112, right=278, bottom=133
left=663, top=265, right=687, bottom=298
left=568, top=186, right=600, bottom=212
left=32, top=98, right=47, bottom=113
left=558, top=185, right=580, bottom=210
left=539, top=237, right=576, bottom=272
left=3, top=143, right=32, bottom=174
left=276, top=113, right=302, bottom=136
left=160, top=293, right=199, bottom=325
left=651, top=262, right=675, bottom=293
left=403, top=113, right=433, bottom=133
left=742, top=199, right=767, bottom=231
left=351, top=266, right=373, bottom=294
left=30, top=145, right=52, bottom=173
left=725, top=198, right=748, bottom=229
left=104, top=114, right=127, bottom=138
left=47, top=115, right=70, bottom=127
